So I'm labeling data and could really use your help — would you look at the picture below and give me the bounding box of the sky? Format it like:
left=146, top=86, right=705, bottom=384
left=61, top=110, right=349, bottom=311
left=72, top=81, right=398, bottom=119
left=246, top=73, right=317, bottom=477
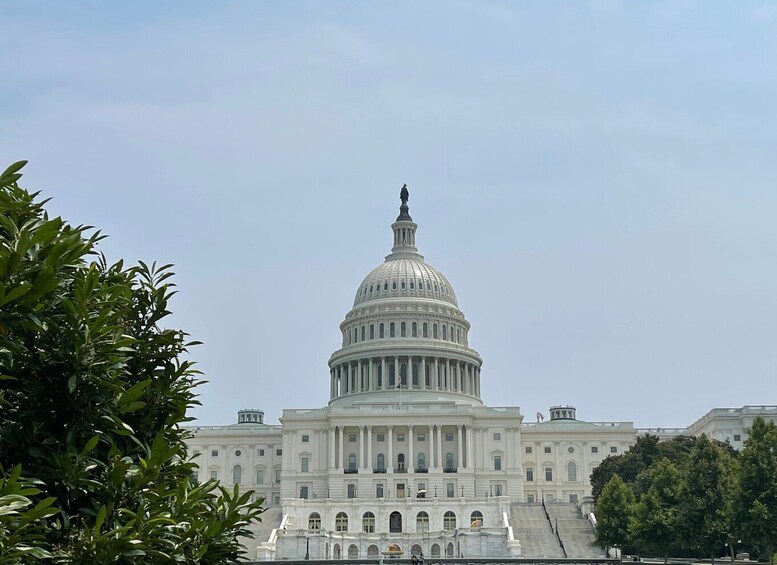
left=1, top=1, right=775, bottom=428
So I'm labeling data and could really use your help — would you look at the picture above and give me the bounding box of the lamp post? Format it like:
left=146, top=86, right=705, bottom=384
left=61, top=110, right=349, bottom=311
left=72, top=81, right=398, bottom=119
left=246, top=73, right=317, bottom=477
left=304, top=537, right=309, bottom=560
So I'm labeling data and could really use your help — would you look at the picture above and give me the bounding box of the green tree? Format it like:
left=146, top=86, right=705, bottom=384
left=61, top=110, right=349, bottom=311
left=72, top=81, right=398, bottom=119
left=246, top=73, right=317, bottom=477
left=733, top=417, right=777, bottom=563
left=676, top=434, right=737, bottom=563
left=0, top=161, right=263, bottom=563
left=629, top=458, right=681, bottom=562
left=595, top=474, right=636, bottom=552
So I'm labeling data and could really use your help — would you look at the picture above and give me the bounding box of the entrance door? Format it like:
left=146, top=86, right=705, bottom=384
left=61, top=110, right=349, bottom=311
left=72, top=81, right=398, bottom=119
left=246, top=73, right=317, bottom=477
left=396, top=483, right=405, bottom=498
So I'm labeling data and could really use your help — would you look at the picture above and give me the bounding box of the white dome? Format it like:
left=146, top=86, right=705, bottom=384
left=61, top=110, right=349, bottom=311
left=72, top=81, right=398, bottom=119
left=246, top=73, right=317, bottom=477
left=353, top=258, right=458, bottom=307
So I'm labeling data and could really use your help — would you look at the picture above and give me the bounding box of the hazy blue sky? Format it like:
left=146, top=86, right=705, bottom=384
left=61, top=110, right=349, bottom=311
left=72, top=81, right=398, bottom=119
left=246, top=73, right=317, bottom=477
left=2, top=1, right=775, bottom=428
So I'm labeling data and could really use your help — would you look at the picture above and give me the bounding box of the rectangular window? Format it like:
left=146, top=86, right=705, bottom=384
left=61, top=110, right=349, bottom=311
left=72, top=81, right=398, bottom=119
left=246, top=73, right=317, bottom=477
left=591, top=446, right=598, bottom=454
left=377, top=434, right=385, bottom=442
left=494, top=484, right=503, bottom=496
left=545, top=467, right=553, bottom=481
left=493, top=432, right=501, bottom=441
left=347, top=484, right=356, bottom=498
left=275, top=469, right=281, bottom=484
left=417, top=434, right=425, bottom=442
left=211, top=450, right=219, bottom=457
left=273, top=494, right=280, bottom=505
left=610, top=446, right=618, bottom=454
left=210, top=469, right=218, bottom=480
left=299, top=486, right=309, bottom=499
left=446, top=483, right=455, bottom=498
left=526, top=468, right=534, bottom=482
left=734, top=434, right=741, bottom=441
left=376, top=484, right=384, bottom=498
left=301, top=457, right=309, bottom=473
left=544, top=446, right=551, bottom=454
left=349, top=434, right=357, bottom=443
left=301, top=435, right=309, bottom=443
left=258, top=449, right=265, bottom=456
left=527, top=494, right=535, bottom=503
left=276, top=449, right=282, bottom=456
left=445, top=433, right=454, bottom=442
left=569, top=494, right=578, bottom=503
left=397, top=434, right=405, bottom=442
left=256, top=469, right=264, bottom=484
left=494, top=455, right=502, bottom=471
left=525, top=446, right=532, bottom=454
left=417, top=482, right=425, bottom=492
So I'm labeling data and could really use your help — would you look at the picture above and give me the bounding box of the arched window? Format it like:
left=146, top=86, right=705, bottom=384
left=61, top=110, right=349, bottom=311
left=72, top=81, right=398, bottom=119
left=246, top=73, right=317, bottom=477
left=370, top=325, right=375, bottom=339
left=379, top=323, right=385, bottom=338
left=431, top=543, right=440, bottom=557
left=348, top=453, right=357, bottom=471
left=445, top=452, right=454, bottom=470
left=308, top=512, right=321, bottom=531
left=362, top=512, right=375, bottom=533
left=411, top=544, right=423, bottom=557
left=423, top=322, right=428, bottom=337
left=335, top=512, right=348, bottom=532
left=442, top=325, right=447, bottom=340
left=389, top=511, right=402, bottom=533
left=367, top=545, right=379, bottom=557
left=417, top=452, right=426, bottom=469
left=568, top=461, right=577, bottom=482
left=232, top=464, right=242, bottom=484
left=397, top=453, right=405, bottom=470
left=361, top=325, right=365, bottom=341
left=333, top=544, right=341, bottom=559
left=433, top=323, right=438, bottom=339
left=450, top=325, right=455, bottom=341
left=390, top=322, right=395, bottom=337
left=352, top=328, right=357, bottom=343
left=443, top=511, right=457, bottom=530
left=470, top=510, right=484, bottom=528
left=412, top=322, right=417, bottom=337
left=376, top=453, right=385, bottom=470
left=412, top=362, right=419, bottom=386
left=348, top=544, right=358, bottom=558
left=446, top=542, right=454, bottom=557
left=416, top=511, right=429, bottom=532
left=400, top=322, right=406, bottom=337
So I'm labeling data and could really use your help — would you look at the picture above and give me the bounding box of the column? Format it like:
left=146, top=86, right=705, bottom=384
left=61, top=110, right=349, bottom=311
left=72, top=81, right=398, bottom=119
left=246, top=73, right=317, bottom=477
left=338, top=426, right=344, bottom=469
left=420, top=356, right=426, bottom=389
left=357, top=360, right=363, bottom=392
left=368, top=358, right=374, bottom=390
left=367, top=426, right=373, bottom=470
left=505, top=427, right=512, bottom=471
left=359, top=425, right=365, bottom=469
left=433, top=358, right=439, bottom=390
left=408, top=425, right=414, bottom=472
left=446, top=359, right=451, bottom=390
left=429, top=424, right=435, bottom=468
left=436, top=425, right=443, bottom=470
left=329, top=427, right=336, bottom=469
left=394, top=356, right=399, bottom=386
left=457, top=424, right=464, bottom=469
left=388, top=425, right=394, bottom=472
left=466, top=425, right=473, bottom=469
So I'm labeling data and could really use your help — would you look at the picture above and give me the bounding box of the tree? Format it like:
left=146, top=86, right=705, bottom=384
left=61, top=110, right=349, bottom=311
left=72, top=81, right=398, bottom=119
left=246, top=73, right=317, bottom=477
left=676, top=434, right=737, bottom=563
left=595, top=474, right=635, bottom=552
left=733, top=417, right=777, bottom=563
left=0, top=161, right=263, bottom=563
left=629, top=458, right=681, bottom=562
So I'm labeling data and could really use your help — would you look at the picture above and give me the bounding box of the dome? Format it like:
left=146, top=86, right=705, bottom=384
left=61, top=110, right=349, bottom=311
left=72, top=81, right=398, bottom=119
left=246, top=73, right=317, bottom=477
left=353, top=258, right=458, bottom=307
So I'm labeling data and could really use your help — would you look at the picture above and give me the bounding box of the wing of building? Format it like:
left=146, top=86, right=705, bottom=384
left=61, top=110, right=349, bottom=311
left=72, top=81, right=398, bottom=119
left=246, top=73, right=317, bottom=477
left=185, top=189, right=776, bottom=561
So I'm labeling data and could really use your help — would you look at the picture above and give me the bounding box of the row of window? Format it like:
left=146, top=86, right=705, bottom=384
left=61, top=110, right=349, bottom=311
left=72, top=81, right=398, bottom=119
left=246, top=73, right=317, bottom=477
left=346, top=321, right=466, bottom=346
left=524, top=461, right=578, bottom=482
left=357, top=277, right=451, bottom=299
left=524, top=445, right=618, bottom=455
left=314, top=510, right=481, bottom=533
left=201, top=448, right=282, bottom=458
left=205, top=466, right=282, bottom=485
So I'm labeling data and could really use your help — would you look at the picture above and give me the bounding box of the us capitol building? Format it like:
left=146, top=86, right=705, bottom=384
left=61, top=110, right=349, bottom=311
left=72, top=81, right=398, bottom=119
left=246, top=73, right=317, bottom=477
left=186, top=188, right=776, bottom=561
